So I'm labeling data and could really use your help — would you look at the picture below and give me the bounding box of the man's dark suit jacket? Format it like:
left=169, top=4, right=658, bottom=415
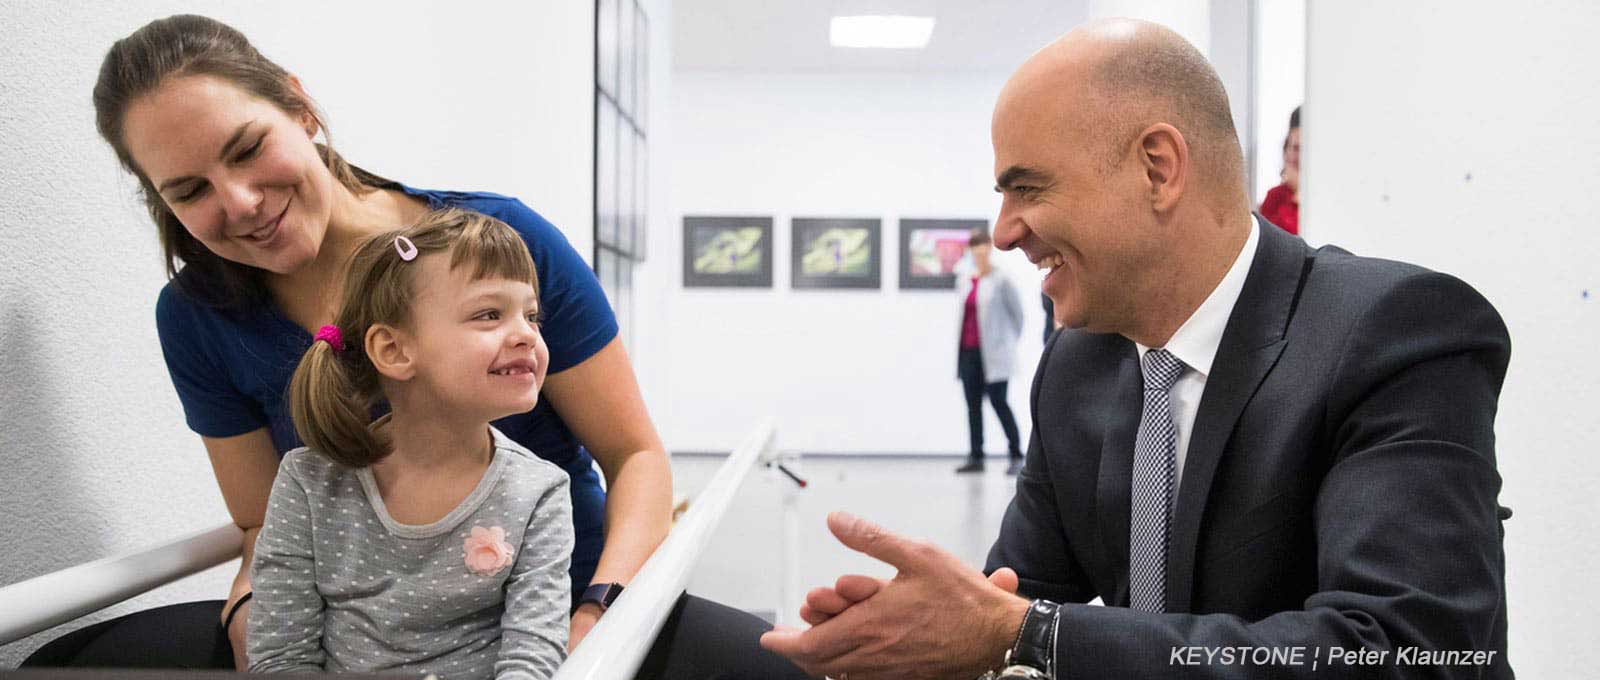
left=988, top=218, right=1512, bottom=678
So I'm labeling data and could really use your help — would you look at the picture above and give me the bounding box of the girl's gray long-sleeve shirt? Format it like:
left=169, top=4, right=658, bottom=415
left=247, top=427, right=572, bottom=679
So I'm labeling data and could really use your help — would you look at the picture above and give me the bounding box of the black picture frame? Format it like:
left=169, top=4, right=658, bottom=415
left=791, top=218, right=881, bottom=289
left=683, top=216, right=773, bottom=288
left=898, top=218, right=987, bottom=289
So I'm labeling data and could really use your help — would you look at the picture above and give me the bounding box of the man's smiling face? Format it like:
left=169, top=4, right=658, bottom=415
left=990, top=56, right=1163, bottom=335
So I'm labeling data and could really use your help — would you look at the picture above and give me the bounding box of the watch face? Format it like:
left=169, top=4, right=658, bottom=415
left=997, top=666, right=1050, bottom=680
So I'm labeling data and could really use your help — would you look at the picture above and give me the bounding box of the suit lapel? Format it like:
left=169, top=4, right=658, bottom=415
left=1095, top=344, right=1141, bottom=606
left=1164, top=217, right=1308, bottom=613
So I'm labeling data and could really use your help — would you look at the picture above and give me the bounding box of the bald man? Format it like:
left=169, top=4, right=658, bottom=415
left=762, top=19, right=1512, bottom=680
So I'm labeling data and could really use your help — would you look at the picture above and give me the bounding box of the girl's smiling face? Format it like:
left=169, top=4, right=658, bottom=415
left=399, top=253, right=548, bottom=421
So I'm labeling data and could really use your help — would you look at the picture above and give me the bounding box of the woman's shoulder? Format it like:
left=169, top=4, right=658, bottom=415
left=156, top=273, right=271, bottom=328
left=154, top=277, right=227, bottom=343
left=400, top=185, right=559, bottom=240
left=155, top=273, right=216, bottom=317
left=156, top=278, right=196, bottom=322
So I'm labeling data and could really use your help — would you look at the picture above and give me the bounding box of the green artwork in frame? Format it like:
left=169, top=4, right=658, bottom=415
left=683, top=216, right=773, bottom=288
left=792, top=218, right=881, bottom=289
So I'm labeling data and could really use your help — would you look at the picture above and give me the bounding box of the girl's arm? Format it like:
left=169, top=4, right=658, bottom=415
left=497, top=478, right=576, bottom=679
left=539, top=337, right=672, bottom=649
left=245, top=455, right=326, bottom=672
left=202, top=429, right=281, bottom=670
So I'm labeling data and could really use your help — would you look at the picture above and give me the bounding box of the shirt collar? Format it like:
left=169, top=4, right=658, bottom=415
left=1135, top=217, right=1260, bottom=378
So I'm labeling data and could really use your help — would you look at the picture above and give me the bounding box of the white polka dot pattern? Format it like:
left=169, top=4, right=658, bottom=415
left=246, top=429, right=573, bottom=679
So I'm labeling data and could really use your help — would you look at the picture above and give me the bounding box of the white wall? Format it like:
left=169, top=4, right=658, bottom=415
left=1209, top=0, right=1255, bottom=165
left=630, top=0, right=677, bottom=415
left=651, top=71, right=1047, bottom=454
left=1252, top=0, right=1305, bottom=210
left=1305, top=1, right=1600, bottom=676
left=0, top=0, right=592, bottom=665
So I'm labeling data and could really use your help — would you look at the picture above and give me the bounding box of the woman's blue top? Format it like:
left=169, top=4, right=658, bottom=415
left=155, top=184, right=615, bottom=598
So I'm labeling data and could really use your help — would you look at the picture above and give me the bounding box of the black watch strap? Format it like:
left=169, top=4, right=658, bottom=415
left=222, top=591, right=254, bottom=631
left=579, top=582, right=625, bottom=612
left=1004, top=599, right=1060, bottom=677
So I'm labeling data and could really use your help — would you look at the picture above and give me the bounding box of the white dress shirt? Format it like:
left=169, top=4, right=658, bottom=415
left=1134, top=219, right=1260, bottom=496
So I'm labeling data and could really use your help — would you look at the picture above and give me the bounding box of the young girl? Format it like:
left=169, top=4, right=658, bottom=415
left=247, top=208, right=572, bottom=679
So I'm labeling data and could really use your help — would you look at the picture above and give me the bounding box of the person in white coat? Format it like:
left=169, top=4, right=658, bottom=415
left=954, top=229, right=1026, bottom=474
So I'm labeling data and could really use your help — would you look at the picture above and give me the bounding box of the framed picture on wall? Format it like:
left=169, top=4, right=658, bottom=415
left=898, top=218, right=987, bottom=289
left=791, top=218, right=881, bottom=289
left=682, top=216, right=773, bottom=288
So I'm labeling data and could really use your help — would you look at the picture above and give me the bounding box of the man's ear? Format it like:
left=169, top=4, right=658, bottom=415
left=367, top=323, right=415, bottom=381
left=1138, top=123, right=1189, bottom=213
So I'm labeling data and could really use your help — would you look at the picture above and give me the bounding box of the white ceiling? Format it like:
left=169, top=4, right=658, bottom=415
left=671, top=0, right=1091, bottom=74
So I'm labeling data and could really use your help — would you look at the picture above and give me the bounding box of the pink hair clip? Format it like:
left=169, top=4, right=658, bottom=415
left=313, top=324, right=345, bottom=354
left=394, top=235, right=418, bottom=261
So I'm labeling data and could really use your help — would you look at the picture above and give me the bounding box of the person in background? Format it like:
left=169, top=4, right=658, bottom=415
left=954, top=229, right=1026, bottom=475
left=1259, top=105, right=1301, bottom=234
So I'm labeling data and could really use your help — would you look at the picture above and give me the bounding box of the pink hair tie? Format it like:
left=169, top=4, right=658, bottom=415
left=313, top=325, right=345, bottom=354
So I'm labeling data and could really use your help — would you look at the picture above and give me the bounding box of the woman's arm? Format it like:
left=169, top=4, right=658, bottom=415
left=539, top=337, right=672, bottom=650
left=201, top=429, right=282, bottom=670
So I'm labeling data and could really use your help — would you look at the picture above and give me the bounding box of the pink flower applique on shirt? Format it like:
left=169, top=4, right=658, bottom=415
left=464, top=525, right=515, bottom=576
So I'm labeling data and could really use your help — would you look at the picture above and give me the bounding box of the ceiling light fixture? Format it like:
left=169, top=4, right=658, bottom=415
left=829, top=15, right=935, bottom=49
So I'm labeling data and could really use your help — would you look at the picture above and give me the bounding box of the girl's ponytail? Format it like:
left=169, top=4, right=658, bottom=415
left=288, top=330, right=388, bottom=466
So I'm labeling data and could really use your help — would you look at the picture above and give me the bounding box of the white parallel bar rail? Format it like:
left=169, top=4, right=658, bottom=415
left=773, top=451, right=805, bottom=628
left=0, top=523, right=243, bottom=645
left=554, top=419, right=777, bottom=680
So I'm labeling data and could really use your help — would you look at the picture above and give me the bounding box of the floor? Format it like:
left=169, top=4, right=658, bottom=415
left=669, top=454, right=1022, bottom=625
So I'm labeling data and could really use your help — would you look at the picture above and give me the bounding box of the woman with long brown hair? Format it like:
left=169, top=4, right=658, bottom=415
left=25, top=14, right=805, bottom=679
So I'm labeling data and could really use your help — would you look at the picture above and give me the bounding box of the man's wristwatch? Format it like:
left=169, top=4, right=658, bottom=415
left=994, top=599, right=1060, bottom=679
left=578, top=582, right=625, bottom=612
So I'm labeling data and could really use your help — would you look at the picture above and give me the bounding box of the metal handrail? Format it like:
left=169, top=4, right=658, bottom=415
left=553, top=419, right=777, bottom=680
left=0, top=523, right=243, bottom=644
left=0, top=420, right=778, bottom=675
